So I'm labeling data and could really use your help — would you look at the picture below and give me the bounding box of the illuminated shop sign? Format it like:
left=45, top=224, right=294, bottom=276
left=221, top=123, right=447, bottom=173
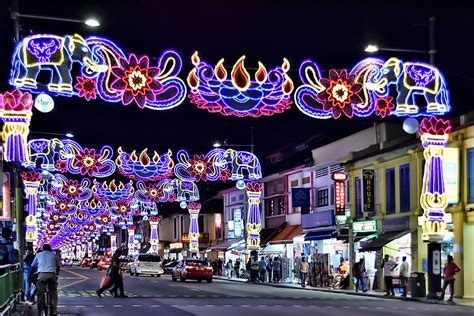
left=353, top=220, right=377, bottom=233
left=332, top=172, right=347, bottom=216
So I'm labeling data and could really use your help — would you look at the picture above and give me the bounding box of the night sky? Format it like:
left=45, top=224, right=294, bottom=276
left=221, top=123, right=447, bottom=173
left=0, top=0, right=473, bottom=165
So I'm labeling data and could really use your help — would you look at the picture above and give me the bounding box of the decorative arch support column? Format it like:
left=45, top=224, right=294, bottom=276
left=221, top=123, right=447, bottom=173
left=21, top=171, right=41, bottom=244
left=127, top=225, right=135, bottom=257
left=110, top=233, right=118, bottom=255
left=148, top=216, right=160, bottom=255
left=245, top=181, right=263, bottom=250
left=418, top=116, right=451, bottom=299
left=187, top=202, right=201, bottom=255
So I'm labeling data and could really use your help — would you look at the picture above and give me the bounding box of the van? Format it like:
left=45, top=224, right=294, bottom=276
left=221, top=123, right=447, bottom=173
left=129, top=254, right=164, bottom=277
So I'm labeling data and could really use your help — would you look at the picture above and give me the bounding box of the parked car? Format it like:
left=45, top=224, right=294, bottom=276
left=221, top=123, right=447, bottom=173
left=71, top=259, right=81, bottom=267
left=171, top=259, right=213, bottom=283
left=89, top=258, right=100, bottom=269
left=163, top=260, right=180, bottom=274
left=119, top=256, right=132, bottom=271
left=129, top=254, right=163, bottom=277
left=97, top=257, right=112, bottom=271
left=62, top=258, right=72, bottom=266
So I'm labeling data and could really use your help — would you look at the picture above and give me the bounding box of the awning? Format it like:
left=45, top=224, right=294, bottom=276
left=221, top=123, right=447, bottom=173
left=268, top=225, right=303, bottom=245
left=260, top=244, right=286, bottom=254
left=210, top=239, right=243, bottom=251
left=304, top=230, right=337, bottom=241
left=260, top=224, right=286, bottom=245
left=359, top=230, right=411, bottom=252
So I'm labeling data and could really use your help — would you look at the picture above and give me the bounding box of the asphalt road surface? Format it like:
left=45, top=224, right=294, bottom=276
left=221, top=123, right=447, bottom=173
left=48, top=267, right=473, bottom=316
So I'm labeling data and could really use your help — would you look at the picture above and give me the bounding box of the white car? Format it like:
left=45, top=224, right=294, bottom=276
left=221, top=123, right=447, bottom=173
left=129, top=254, right=164, bottom=277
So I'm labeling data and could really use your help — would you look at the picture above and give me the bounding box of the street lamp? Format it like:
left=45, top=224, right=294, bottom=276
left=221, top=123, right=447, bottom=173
left=212, top=139, right=255, bottom=153
left=364, top=17, right=436, bottom=65
left=30, top=131, right=75, bottom=138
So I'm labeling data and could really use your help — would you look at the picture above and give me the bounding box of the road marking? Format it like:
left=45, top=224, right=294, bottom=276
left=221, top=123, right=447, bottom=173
left=358, top=306, right=368, bottom=309
left=205, top=305, right=214, bottom=307
left=197, top=295, right=206, bottom=297
left=211, top=295, right=220, bottom=298
left=274, top=305, right=283, bottom=308
left=407, top=307, right=415, bottom=310
left=342, top=306, right=350, bottom=309
left=132, top=305, right=141, bottom=307
left=169, top=284, right=177, bottom=287
left=169, top=295, right=177, bottom=297
left=223, top=305, right=232, bottom=307
left=94, top=305, right=104, bottom=308
left=190, top=288, right=200, bottom=292
left=113, top=305, right=122, bottom=307
left=241, top=305, right=251, bottom=307
left=292, top=305, right=302, bottom=308
left=58, top=305, right=66, bottom=308
left=151, top=305, right=160, bottom=307
left=75, top=305, right=85, bottom=308
left=257, top=305, right=267, bottom=308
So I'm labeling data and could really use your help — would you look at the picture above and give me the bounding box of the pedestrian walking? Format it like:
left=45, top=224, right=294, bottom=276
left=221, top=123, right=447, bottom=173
left=266, top=257, right=273, bottom=283
left=273, top=256, right=281, bottom=283
left=441, top=255, right=461, bottom=302
left=226, top=259, right=233, bottom=278
left=217, top=258, right=224, bottom=276
left=299, top=256, right=309, bottom=287
left=381, top=255, right=397, bottom=296
left=23, top=249, right=35, bottom=302
left=234, top=259, right=241, bottom=278
left=259, top=256, right=267, bottom=282
left=97, top=250, right=127, bottom=298
left=399, top=256, right=410, bottom=297
left=352, top=258, right=368, bottom=292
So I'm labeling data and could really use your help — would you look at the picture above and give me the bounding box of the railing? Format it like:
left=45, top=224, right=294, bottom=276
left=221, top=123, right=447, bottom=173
left=0, top=264, right=22, bottom=316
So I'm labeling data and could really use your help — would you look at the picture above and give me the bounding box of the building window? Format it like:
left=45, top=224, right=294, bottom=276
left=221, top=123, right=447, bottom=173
left=276, top=183, right=285, bottom=193
left=468, top=148, right=474, bottom=203
left=330, top=184, right=334, bottom=206
left=385, top=168, right=396, bottom=214
left=302, top=177, right=311, bottom=185
left=278, top=198, right=285, bottom=215
left=291, top=180, right=299, bottom=188
left=399, top=164, right=410, bottom=212
left=317, top=189, right=329, bottom=207
left=239, top=194, right=244, bottom=201
left=231, top=196, right=236, bottom=202
left=266, top=200, right=275, bottom=216
left=355, top=177, right=362, bottom=218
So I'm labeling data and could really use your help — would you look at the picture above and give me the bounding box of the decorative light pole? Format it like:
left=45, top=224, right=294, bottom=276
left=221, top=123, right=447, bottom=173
left=110, top=232, right=117, bottom=255
left=187, top=202, right=201, bottom=255
left=21, top=170, right=41, bottom=247
left=148, top=216, right=160, bottom=255
left=127, top=225, right=135, bottom=257
left=245, top=181, right=263, bottom=250
left=418, top=116, right=451, bottom=298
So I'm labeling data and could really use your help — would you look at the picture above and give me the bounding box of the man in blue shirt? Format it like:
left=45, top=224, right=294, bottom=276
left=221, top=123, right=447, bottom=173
left=31, top=244, right=60, bottom=315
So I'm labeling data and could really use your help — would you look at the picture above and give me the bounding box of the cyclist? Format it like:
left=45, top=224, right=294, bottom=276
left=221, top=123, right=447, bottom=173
left=31, top=244, right=60, bottom=316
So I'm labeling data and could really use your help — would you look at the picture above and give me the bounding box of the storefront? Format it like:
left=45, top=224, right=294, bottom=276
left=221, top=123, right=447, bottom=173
left=169, top=242, right=184, bottom=261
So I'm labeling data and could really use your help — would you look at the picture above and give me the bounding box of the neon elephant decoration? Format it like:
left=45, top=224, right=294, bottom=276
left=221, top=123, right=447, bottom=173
left=367, top=57, right=450, bottom=116
left=223, top=149, right=262, bottom=181
left=171, top=179, right=200, bottom=202
left=23, top=138, right=64, bottom=171
left=10, top=34, right=108, bottom=95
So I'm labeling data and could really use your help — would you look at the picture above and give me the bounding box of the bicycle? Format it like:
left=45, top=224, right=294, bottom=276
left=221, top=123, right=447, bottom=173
left=39, top=279, right=54, bottom=316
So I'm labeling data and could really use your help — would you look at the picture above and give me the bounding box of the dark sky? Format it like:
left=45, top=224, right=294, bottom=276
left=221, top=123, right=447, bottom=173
left=1, top=0, right=473, bottom=161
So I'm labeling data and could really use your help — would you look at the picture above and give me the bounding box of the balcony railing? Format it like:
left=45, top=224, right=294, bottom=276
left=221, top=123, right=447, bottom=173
left=0, top=263, right=22, bottom=315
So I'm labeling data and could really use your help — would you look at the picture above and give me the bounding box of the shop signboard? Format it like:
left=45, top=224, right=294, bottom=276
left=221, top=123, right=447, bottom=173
left=0, top=173, right=10, bottom=221
left=292, top=188, right=311, bottom=208
left=182, top=233, right=209, bottom=243
left=233, top=209, right=244, bottom=238
left=382, top=217, right=409, bottom=232
left=362, top=169, right=375, bottom=215
left=443, top=147, right=460, bottom=204
left=331, top=171, right=347, bottom=216
left=170, top=242, right=183, bottom=250
left=352, top=220, right=377, bottom=233
left=214, top=213, right=223, bottom=240
left=134, top=233, right=143, bottom=241
left=302, top=209, right=335, bottom=229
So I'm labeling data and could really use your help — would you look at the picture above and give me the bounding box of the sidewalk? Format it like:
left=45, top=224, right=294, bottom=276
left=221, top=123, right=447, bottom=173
left=215, top=275, right=474, bottom=307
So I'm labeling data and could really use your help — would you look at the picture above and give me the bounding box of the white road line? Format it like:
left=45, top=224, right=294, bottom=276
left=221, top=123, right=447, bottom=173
left=391, top=307, right=399, bottom=309
left=113, top=305, right=122, bottom=307
left=151, top=305, right=160, bottom=307
left=407, top=307, right=415, bottom=310
left=190, top=288, right=200, bottom=292
left=94, top=305, right=104, bottom=308
left=211, top=295, right=220, bottom=297
left=169, top=295, right=177, bottom=297
left=223, top=305, right=233, bottom=307
left=205, top=305, right=215, bottom=307
left=257, top=305, right=267, bottom=308
left=197, top=295, right=206, bottom=297
left=241, top=305, right=251, bottom=307
left=57, top=305, right=66, bottom=308
left=169, top=284, right=177, bottom=287
left=292, top=305, right=302, bottom=308
left=342, top=306, right=351, bottom=309
left=75, top=305, right=85, bottom=308
left=274, top=305, right=283, bottom=308
left=132, top=305, right=141, bottom=307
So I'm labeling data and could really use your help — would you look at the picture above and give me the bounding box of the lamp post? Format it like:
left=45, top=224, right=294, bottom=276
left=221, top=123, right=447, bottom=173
left=364, top=16, right=436, bottom=65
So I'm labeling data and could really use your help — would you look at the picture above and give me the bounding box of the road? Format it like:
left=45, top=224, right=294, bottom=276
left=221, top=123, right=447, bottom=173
left=48, top=267, right=473, bottom=316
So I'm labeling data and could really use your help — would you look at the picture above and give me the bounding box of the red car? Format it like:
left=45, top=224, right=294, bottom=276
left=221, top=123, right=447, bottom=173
left=80, top=257, right=91, bottom=267
left=171, top=259, right=213, bottom=283
left=97, top=257, right=112, bottom=271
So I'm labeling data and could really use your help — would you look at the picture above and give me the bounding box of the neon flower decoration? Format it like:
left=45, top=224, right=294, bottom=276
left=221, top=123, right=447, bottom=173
left=59, top=139, right=115, bottom=177
left=187, top=202, right=201, bottom=252
left=295, top=57, right=451, bottom=119
left=75, top=75, right=97, bottom=100
left=54, top=174, right=92, bottom=201
left=92, top=179, right=134, bottom=203
left=419, top=117, right=451, bottom=242
left=0, top=89, right=33, bottom=162
left=116, top=147, right=174, bottom=181
left=135, top=180, right=173, bottom=204
left=86, top=37, right=186, bottom=110
left=23, top=138, right=64, bottom=171
left=10, top=34, right=108, bottom=96
left=245, top=181, right=263, bottom=250
left=187, top=52, right=294, bottom=117
left=148, top=216, right=160, bottom=255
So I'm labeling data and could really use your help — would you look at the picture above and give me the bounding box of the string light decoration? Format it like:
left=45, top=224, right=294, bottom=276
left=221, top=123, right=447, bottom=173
left=92, top=179, right=134, bottom=203
left=245, top=181, right=263, bottom=250
left=0, top=90, right=33, bottom=162
left=148, top=216, right=160, bottom=255
left=419, top=116, right=451, bottom=241
left=295, top=57, right=451, bottom=119
left=116, top=147, right=174, bottom=181
left=187, top=52, right=294, bottom=117
left=187, top=202, right=201, bottom=252
left=54, top=174, right=93, bottom=201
